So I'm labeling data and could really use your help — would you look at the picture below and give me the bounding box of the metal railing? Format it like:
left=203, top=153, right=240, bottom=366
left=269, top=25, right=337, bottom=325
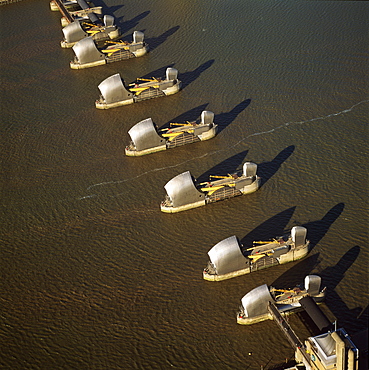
left=268, top=302, right=311, bottom=365
left=166, top=132, right=200, bottom=148
left=250, top=256, right=279, bottom=272
left=106, top=49, right=133, bottom=63
left=206, top=186, right=242, bottom=203
left=134, top=88, right=165, bottom=102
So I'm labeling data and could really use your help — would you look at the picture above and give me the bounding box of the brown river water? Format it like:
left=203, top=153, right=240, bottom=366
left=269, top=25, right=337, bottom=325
left=1, top=0, right=368, bottom=368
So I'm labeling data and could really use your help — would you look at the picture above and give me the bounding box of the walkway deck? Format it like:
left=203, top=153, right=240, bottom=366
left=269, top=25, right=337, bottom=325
left=267, top=302, right=311, bottom=364
left=52, top=0, right=74, bottom=24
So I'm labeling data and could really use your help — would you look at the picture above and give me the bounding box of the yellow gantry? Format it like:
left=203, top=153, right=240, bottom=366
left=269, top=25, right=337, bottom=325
left=197, top=174, right=236, bottom=195
left=130, top=87, right=151, bottom=94
left=162, top=132, right=184, bottom=141
left=136, top=77, right=160, bottom=82
left=252, top=239, right=279, bottom=245
left=101, top=48, right=120, bottom=56
left=272, top=288, right=296, bottom=294
left=245, top=241, right=280, bottom=263
left=161, top=122, right=196, bottom=141
left=87, top=30, right=100, bottom=36
left=247, top=251, right=275, bottom=263
left=200, top=183, right=235, bottom=195
left=106, top=40, right=129, bottom=45
left=101, top=41, right=130, bottom=56
left=127, top=77, right=160, bottom=95
left=170, top=121, right=192, bottom=126
left=129, top=85, right=159, bottom=95
left=79, top=21, right=102, bottom=36
left=271, top=288, right=298, bottom=299
left=200, top=185, right=226, bottom=195
left=81, top=22, right=100, bottom=35
left=209, top=174, right=234, bottom=180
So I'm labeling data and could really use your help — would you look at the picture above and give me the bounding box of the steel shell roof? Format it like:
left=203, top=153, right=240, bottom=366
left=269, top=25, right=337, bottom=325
left=98, top=74, right=130, bottom=104
left=164, top=171, right=204, bottom=208
left=207, top=235, right=246, bottom=275
left=241, top=284, right=273, bottom=318
left=128, top=118, right=165, bottom=151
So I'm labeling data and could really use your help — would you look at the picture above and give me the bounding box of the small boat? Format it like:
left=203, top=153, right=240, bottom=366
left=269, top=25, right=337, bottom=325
left=125, top=111, right=217, bottom=156
left=160, top=162, right=260, bottom=213
left=61, top=16, right=120, bottom=48
left=237, top=275, right=326, bottom=325
left=95, top=67, right=181, bottom=109
left=203, top=226, right=310, bottom=281
left=70, top=31, right=147, bottom=69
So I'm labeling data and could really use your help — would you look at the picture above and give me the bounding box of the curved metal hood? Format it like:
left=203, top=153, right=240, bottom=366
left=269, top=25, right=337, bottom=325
left=241, top=284, right=274, bottom=318
left=128, top=118, right=165, bottom=151
left=63, top=21, right=87, bottom=43
left=208, top=235, right=247, bottom=275
left=72, top=37, right=105, bottom=64
left=164, top=171, right=205, bottom=208
left=97, top=73, right=132, bottom=104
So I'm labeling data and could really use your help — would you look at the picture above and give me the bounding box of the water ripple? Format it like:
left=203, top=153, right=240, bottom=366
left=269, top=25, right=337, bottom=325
left=80, top=99, right=369, bottom=199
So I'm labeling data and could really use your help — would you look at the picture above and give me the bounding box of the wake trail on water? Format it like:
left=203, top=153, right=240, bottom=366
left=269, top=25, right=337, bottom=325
left=78, top=99, right=369, bottom=200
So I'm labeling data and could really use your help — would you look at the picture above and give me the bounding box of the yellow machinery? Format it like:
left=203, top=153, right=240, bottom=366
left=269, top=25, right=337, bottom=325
left=127, top=77, right=161, bottom=95
left=244, top=240, right=280, bottom=263
left=199, top=175, right=236, bottom=195
left=101, top=40, right=130, bottom=56
left=270, top=287, right=301, bottom=300
left=161, top=122, right=195, bottom=141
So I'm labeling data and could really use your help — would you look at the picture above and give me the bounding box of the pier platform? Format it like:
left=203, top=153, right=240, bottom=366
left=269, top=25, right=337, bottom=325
left=50, top=0, right=102, bottom=26
left=267, top=302, right=310, bottom=364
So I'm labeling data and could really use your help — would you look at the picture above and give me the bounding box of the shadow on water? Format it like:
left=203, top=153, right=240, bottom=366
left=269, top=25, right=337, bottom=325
left=240, top=207, right=296, bottom=249
left=215, top=99, right=252, bottom=135
left=160, top=99, right=251, bottom=133
left=179, top=60, right=215, bottom=90
left=271, top=253, right=321, bottom=289
left=237, top=202, right=344, bottom=256
left=301, top=202, right=345, bottom=251
left=92, top=0, right=124, bottom=15
left=318, top=246, right=368, bottom=332
left=145, top=26, right=180, bottom=51
left=116, top=26, right=179, bottom=50
left=320, top=246, right=360, bottom=290
left=257, top=145, right=295, bottom=188
left=139, top=64, right=175, bottom=80
left=160, top=103, right=209, bottom=129
left=196, top=150, right=248, bottom=183
left=116, top=11, right=151, bottom=34
left=272, top=246, right=367, bottom=335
